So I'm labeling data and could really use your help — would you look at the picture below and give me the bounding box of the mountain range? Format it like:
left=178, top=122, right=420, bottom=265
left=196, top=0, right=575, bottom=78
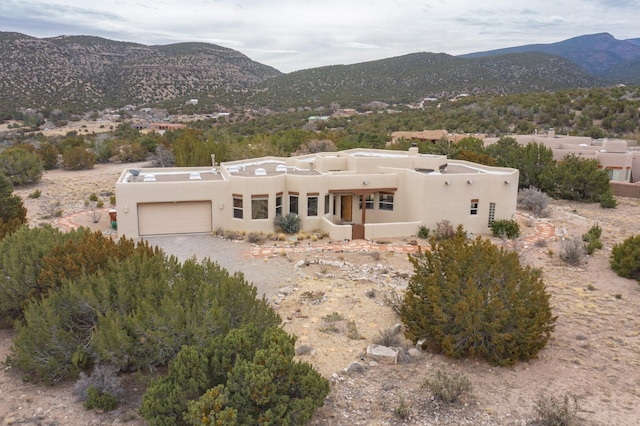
left=1, top=32, right=639, bottom=115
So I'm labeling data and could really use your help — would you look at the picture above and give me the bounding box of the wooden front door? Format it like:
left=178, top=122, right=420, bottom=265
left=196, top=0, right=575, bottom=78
left=341, top=195, right=352, bottom=222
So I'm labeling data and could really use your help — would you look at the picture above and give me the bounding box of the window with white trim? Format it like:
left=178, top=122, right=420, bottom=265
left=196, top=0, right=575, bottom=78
left=470, top=199, right=479, bottom=215
left=289, top=194, right=299, bottom=214
left=359, top=193, right=374, bottom=209
left=233, top=195, right=243, bottom=219
left=307, top=195, right=318, bottom=216
left=379, top=193, right=394, bottom=211
left=251, top=196, right=268, bottom=220
left=275, top=193, right=283, bottom=217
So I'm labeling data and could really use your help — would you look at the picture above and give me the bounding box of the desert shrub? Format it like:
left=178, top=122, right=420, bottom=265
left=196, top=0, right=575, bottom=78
left=582, top=223, right=604, bottom=254
left=610, top=235, right=640, bottom=281
left=538, top=155, right=611, bottom=203
left=0, top=226, right=68, bottom=326
left=84, top=386, right=119, bottom=411
left=422, top=363, right=473, bottom=404
left=117, top=142, right=148, bottom=163
left=585, top=239, right=603, bottom=255
left=582, top=223, right=602, bottom=242
left=518, top=187, right=550, bottom=217
left=559, top=237, right=586, bottom=266
left=73, top=364, right=123, bottom=402
left=533, top=393, right=579, bottom=426
left=417, top=225, right=430, bottom=239
left=74, top=364, right=122, bottom=411
left=62, top=146, right=96, bottom=170
left=490, top=219, right=520, bottom=239
left=274, top=213, right=300, bottom=234
left=400, top=229, right=556, bottom=366
left=0, top=147, right=43, bottom=185
left=373, top=325, right=403, bottom=347
left=89, top=193, right=98, bottom=202
left=394, top=395, right=411, bottom=420
left=141, top=325, right=330, bottom=426
left=246, top=231, right=265, bottom=244
left=28, top=189, right=41, bottom=199
left=434, top=219, right=455, bottom=240
left=7, top=255, right=281, bottom=383
left=0, top=173, right=27, bottom=241
left=599, top=187, right=618, bottom=209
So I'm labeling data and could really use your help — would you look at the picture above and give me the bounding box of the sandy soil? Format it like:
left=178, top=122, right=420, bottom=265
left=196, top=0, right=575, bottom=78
left=2, top=162, right=640, bottom=425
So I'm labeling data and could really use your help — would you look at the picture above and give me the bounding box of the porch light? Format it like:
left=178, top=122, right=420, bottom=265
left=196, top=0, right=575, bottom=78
left=467, top=180, right=473, bottom=184
left=363, top=180, right=369, bottom=185
left=444, top=181, right=451, bottom=185
left=504, top=180, right=510, bottom=184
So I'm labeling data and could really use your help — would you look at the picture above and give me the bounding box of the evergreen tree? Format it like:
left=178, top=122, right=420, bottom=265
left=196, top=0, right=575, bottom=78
left=141, top=326, right=330, bottom=426
left=538, top=155, right=611, bottom=203
left=0, top=173, right=27, bottom=240
left=0, top=147, right=43, bottom=185
left=0, top=226, right=67, bottom=326
left=400, top=228, right=556, bottom=366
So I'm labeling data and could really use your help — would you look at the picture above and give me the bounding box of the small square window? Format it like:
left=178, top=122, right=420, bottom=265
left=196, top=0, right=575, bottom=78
left=379, top=193, right=394, bottom=211
left=470, top=199, right=479, bottom=215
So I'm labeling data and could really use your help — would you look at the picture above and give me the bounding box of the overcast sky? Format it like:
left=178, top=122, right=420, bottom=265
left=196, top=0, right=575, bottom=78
left=1, top=0, right=637, bottom=73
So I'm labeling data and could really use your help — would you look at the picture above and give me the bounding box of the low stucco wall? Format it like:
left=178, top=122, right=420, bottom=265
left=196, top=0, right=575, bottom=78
left=319, top=218, right=352, bottom=240
left=365, top=221, right=422, bottom=240
left=611, top=182, right=640, bottom=198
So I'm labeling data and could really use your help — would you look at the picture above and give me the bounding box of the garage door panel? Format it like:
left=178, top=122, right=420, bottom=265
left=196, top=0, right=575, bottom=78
left=138, top=201, right=212, bottom=235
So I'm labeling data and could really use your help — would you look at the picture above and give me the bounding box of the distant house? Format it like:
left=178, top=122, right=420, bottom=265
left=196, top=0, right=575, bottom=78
left=484, top=129, right=640, bottom=183
left=115, top=147, right=518, bottom=240
left=390, top=130, right=485, bottom=145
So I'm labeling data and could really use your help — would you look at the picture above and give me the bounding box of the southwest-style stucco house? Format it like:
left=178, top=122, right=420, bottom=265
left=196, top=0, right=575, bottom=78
left=115, top=147, right=519, bottom=240
left=484, top=129, right=640, bottom=183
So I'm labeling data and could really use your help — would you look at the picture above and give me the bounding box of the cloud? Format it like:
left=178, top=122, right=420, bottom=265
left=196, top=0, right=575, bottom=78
left=0, top=0, right=637, bottom=72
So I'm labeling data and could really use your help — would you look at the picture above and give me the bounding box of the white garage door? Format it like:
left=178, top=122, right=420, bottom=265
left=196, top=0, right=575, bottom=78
left=138, top=201, right=212, bottom=236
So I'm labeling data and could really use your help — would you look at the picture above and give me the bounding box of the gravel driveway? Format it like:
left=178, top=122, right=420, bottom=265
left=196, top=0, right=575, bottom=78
left=144, top=234, right=298, bottom=301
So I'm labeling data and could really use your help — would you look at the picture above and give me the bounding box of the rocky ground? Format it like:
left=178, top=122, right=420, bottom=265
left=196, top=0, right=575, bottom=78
left=1, top=162, right=640, bottom=425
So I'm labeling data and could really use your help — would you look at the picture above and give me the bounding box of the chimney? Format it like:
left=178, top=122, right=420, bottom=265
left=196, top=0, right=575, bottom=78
left=548, top=128, right=555, bottom=138
left=211, top=154, right=216, bottom=167
left=409, top=143, right=419, bottom=156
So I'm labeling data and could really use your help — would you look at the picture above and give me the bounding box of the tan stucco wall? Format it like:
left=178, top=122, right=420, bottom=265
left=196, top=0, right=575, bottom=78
left=115, top=152, right=518, bottom=240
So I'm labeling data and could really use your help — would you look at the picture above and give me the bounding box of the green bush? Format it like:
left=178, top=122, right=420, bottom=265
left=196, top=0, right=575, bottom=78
left=582, top=223, right=602, bottom=242
left=400, top=229, right=556, bottom=366
left=7, top=254, right=281, bottom=383
left=84, top=386, right=119, bottom=411
left=141, top=326, right=330, bottom=425
left=610, top=235, right=640, bottom=282
left=0, top=173, right=27, bottom=241
left=28, top=189, right=41, bottom=199
left=417, top=225, right=430, bottom=239
left=490, top=219, right=520, bottom=239
left=0, top=226, right=68, bottom=326
left=62, top=146, right=95, bottom=170
left=274, top=213, right=300, bottom=234
left=600, top=188, right=618, bottom=209
left=422, top=363, right=473, bottom=404
left=0, top=147, right=44, bottom=185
